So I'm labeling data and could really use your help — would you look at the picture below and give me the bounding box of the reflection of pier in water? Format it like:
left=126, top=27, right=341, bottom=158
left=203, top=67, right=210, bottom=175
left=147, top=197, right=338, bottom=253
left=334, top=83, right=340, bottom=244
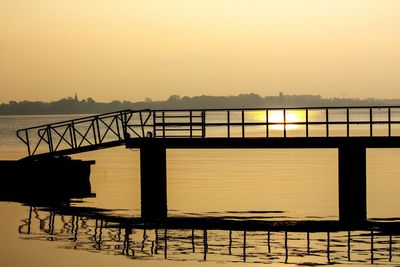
left=19, top=206, right=400, bottom=265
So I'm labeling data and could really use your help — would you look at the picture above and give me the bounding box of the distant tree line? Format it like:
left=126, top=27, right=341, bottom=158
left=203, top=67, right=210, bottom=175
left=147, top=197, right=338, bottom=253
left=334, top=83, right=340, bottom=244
left=1, top=93, right=400, bottom=115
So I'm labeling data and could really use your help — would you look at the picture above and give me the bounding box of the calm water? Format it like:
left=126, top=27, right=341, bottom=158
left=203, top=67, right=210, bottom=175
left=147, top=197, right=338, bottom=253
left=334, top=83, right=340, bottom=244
left=1, top=114, right=400, bottom=266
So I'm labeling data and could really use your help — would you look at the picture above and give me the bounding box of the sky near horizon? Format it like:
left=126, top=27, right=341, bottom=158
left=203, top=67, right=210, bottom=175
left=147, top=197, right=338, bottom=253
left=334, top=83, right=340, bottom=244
left=0, top=0, right=399, bottom=103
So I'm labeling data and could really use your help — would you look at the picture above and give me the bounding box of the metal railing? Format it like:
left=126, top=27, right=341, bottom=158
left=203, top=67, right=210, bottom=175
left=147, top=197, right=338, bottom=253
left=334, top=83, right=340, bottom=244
left=153, top=106, right=400, bottom=139
left=17, top=109, right=152, bottom=157
left=17, top=106, right=400, bottom=157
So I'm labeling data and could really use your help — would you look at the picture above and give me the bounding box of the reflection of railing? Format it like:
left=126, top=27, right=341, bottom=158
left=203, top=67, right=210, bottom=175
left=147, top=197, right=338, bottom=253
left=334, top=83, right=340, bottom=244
left=19, top=207, right=400, bottom=265
left=17, top=106, right=400, bottom=157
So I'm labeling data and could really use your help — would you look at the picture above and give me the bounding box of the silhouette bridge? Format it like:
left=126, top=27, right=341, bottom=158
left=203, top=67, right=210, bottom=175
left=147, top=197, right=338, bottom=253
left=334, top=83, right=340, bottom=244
left=16, top=106, right=400, bottom=223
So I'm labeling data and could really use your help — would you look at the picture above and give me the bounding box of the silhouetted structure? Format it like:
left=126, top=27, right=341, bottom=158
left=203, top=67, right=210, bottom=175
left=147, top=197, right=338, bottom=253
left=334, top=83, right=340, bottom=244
left=16, top=106, right=400, bottom=223
left=0, top=158, right=94, bottom=202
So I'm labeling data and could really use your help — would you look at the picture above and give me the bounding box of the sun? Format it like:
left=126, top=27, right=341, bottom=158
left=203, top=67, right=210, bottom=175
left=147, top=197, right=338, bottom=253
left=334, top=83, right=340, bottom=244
left=253, top=110, right=305, bottom=131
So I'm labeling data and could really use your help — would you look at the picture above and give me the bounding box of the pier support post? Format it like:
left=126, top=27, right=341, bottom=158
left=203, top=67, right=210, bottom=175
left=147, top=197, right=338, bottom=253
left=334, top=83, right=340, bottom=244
left=338, top=144, right=367, bottom=224
left=140, top=141, right=167, bottom=220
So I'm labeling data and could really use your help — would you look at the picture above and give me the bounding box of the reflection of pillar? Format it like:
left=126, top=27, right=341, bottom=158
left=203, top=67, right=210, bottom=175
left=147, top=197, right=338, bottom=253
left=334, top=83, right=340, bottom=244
left=140, top=141, right=167, bottom=220
left=191, top=229, right=195, bottom=252
left=389, top=234, right=393, bottom=261
left=28, top=206, right=32, bottom=234
left=338, top=144, right=367, bottom=224
left=347, top=231, right=351, bottom=261
left=123, top=228, right=131, bottom=255
left=284, top=231, right=288, bottom=263
left=154, top=228, right=159, bottom=254
left=164, top=228, right=167, bottom=259
left=243, top=230, right=247, bottom=262
left=229, top=230, right=232, bottom=255
left=370, top=230, right=374, bottom=264
left=203, top=229, right=208, bottom=261
left=327, top=232, right=331, bottom=263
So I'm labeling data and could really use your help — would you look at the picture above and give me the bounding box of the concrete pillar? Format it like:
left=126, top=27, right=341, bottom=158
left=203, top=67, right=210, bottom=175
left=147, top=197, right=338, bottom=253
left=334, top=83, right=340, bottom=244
left=338, top=144, right=367, bottom=224
left=140, top=141, right=167, bottom=220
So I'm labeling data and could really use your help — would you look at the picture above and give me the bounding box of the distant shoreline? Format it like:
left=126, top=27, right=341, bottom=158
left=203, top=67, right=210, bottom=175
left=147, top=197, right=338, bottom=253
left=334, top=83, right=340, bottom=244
left=2, top=93, right=400, bottom=115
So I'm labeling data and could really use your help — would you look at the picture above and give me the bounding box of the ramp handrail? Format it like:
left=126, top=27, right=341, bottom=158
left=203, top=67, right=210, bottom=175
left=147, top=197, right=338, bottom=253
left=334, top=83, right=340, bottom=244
left=17, top=109, right=151, bottom=157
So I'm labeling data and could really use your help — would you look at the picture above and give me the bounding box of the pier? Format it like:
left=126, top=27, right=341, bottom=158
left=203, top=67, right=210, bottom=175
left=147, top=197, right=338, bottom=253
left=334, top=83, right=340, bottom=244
left=16, top=106, right=400, bottom=223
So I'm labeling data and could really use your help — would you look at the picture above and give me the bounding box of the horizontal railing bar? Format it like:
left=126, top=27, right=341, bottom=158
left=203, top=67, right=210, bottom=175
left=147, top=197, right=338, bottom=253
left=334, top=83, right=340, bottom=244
left=153, top=105, right=400, bottom=113
left=159, top=135, right=203, bottom=138
left=153, top=121, right=400, bottom=127
left=154, top=121, right=203, bottom=124
left=154, top=115, right=203, bottom=119
left=17, top=109, right=149, bottom=131
left=155, top=128, right=204, bottom=132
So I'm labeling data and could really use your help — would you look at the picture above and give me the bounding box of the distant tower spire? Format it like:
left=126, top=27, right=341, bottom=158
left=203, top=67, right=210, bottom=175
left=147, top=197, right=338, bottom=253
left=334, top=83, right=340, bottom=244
left=74, top=93, right=78, bottom=101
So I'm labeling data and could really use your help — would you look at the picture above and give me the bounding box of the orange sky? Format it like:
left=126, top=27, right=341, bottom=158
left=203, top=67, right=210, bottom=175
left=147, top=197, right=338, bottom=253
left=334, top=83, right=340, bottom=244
left=0, top=0, right=399, bottom=103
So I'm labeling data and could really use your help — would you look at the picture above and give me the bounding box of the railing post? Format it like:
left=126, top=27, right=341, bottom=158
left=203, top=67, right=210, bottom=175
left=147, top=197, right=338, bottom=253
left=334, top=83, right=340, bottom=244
left=153, top=111, right=157, bottom=138
left=139, top=112, right=145, bottom=138
left=47, top=126, right=53, bottom=153
left=69, top=124, right=74, bottom=149
left=325, top=109, right=329, bottom=137
left=241, top=110, right=245, bottom=138
left=94, top=117, right=100, bottom=144
left=162, top=111, right=166, bottom=138
left=346, top=109, right=350, bottom=137
left=202, top=110, right=206, bottom=138
left=120, top=112, right=127, bottom=139
left=283, top=109, right=286, bottom=138
left=115, top=114, right=121, bottom=140
left=190, top=110, right=193, bottom=138
left=369, top=108, right=373, bottom=137
left=71, top=121, right=77, bottom=148
left=388, top=108, right=391, bottom=137
left=306, top=109, right=309, bottom=137
left=25, top=130, right=31, bottom=156
left=227, top=110, right=230, bottom=138
left=266, top=109, right=269, bottom=138
left=122, top=111, right=129, bottom=139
